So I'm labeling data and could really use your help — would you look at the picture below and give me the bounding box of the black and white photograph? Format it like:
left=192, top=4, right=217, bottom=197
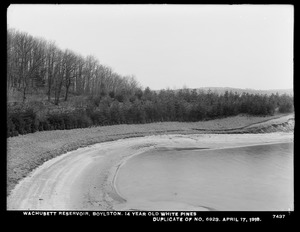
left=6, top=4, right=294, bottom=222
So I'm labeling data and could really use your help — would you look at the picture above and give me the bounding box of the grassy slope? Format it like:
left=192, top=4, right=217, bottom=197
left=7, top=113, right=294, bottom=195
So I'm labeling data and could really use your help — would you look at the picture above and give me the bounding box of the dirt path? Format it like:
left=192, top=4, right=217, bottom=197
left=7, top=132, right=293, bottom=211
left=192, top=114, right=294, bottom=132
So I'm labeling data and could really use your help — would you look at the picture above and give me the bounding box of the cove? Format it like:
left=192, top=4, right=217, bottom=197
left=115, top=142, right=293, bottom=211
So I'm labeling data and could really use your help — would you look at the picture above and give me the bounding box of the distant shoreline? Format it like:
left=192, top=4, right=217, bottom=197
left=7, top=113, right=294, bottom=196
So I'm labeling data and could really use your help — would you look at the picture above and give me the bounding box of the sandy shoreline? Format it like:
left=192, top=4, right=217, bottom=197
left=7, top=113, right=294, bottom=195
left=7, top=113, right=294, bottom=210
left=7, top=132, right=293, bottom=211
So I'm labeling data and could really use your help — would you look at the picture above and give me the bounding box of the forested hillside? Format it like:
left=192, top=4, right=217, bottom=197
left=190, top=87, right=293, bottom=96
left=7, top=28, right=294, bottom=137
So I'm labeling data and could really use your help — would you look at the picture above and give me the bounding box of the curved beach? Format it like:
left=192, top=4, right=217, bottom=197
left=7, top=131, right=293, bottom=211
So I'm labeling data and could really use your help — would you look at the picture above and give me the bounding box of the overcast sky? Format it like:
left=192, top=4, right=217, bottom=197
left=7, top=4, right=293, bottom=90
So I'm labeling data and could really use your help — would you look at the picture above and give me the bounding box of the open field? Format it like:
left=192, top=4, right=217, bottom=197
left=7, top=113, right=294, bottom=196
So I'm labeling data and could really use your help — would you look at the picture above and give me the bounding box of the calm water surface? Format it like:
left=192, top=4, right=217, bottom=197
left=116, top=143, right=293, bottom=211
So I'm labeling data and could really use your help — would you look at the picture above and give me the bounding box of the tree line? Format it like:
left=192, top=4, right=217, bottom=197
left=7, top=28, right=139, bottom=105
left=7, top=29, right=294, bottom=137
left=7, top=88, right=294, bottom=137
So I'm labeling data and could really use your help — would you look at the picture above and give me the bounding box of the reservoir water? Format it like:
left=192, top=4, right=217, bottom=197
left=115, top=142, right=293, bottom=211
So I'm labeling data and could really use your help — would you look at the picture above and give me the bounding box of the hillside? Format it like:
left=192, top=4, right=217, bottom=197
left=169, top=87, right=293, bottom=96
left=7, top=28, right=294, bottom=138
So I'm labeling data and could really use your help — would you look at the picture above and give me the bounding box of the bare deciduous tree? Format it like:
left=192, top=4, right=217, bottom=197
left=7, top=28, right=141, bottom=105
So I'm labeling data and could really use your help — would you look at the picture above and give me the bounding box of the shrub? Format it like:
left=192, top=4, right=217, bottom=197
left=7, top=116, right=16, bottom=137
left=10, top=112, right=25, bottom=135
left=47, top=114, right=65, bottom=130
left=75, top=111, right=92, bottom=128
left=279, top=102, right=293, bottom=113
left=89, top=110, right=104, bottom=125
